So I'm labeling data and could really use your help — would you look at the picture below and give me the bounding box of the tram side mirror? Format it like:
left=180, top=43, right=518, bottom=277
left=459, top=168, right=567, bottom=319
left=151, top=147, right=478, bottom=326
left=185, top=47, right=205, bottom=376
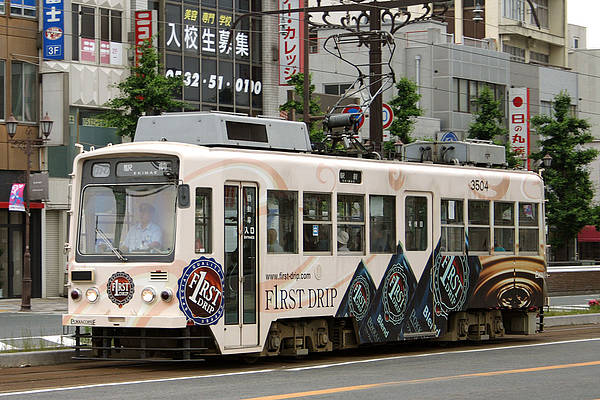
left=178, top=184, right=190, bottom=208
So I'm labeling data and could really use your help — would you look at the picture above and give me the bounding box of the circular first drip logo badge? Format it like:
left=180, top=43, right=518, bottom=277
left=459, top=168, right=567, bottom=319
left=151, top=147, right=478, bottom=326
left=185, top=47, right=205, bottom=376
left=177, top=257, right=224, bottom=325
left=107, top=272, right=135, bottom=308
left=432, top=254, right=470, bottom=317
left=382, top=264, right=410, bottom=325
left=349, top=276, right=370, bottom=322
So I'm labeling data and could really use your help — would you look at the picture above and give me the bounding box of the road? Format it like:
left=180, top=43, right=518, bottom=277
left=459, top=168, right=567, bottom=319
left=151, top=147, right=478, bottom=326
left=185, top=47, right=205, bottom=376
left=1, top=325, right=599, bottom=399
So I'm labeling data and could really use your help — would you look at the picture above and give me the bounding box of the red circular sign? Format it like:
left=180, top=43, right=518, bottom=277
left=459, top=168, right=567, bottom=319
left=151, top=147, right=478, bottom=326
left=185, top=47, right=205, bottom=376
left=342, top=106, right=365, bottom=130
left=513, top=96, right=523, bottom=108
left=382, top=103, right=394, bottom=130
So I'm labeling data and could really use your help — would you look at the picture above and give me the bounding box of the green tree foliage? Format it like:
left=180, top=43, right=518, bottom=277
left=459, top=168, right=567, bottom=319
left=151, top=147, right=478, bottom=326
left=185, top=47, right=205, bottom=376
left=468, top=86, right=520, bottom=168
left=388, top=77, right=422, bottom=145
left=279, top=73, right=324, bottom=143
left=530, top=91, right=599, bottom=260
left=100, top=41, right=187, bottom=139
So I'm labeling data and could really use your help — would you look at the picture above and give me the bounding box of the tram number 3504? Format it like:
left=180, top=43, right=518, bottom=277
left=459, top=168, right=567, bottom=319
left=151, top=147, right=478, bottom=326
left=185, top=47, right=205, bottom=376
left=469, top=179, right=489, bottom=191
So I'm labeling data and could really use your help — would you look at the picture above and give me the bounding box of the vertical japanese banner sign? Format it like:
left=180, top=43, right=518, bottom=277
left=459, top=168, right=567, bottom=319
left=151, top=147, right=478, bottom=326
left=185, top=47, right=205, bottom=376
left=42, top=0, right=64, bottom=60
left=135, top=11, right=157, bottom=66
left=509, top=87, right=530, bottom=169
left=9, top=184, right=25, bottom=212
left=279, top=0, right=304, bottom=85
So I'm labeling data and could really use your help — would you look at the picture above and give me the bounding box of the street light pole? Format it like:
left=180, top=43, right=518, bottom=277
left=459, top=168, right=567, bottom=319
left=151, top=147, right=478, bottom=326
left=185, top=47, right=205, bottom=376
left=6, top=113, right=53, bottom=311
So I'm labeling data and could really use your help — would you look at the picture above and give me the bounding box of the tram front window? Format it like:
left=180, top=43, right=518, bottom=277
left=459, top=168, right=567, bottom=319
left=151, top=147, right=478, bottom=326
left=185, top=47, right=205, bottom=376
left=78, top=184, right=177, bottom=257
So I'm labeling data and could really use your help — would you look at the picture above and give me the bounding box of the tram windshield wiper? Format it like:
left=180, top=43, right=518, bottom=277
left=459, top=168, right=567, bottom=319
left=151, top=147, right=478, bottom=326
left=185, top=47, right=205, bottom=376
left=95, top=227, right=127, bottom=262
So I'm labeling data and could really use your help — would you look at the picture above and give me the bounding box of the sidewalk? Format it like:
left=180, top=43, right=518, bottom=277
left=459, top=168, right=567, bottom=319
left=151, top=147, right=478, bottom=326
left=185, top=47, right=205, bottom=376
left=0, top=297, right=67, bottom=314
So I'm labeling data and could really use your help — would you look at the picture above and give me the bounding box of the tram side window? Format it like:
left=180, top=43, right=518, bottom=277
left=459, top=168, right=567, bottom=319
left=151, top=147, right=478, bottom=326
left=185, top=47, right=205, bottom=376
left=441, top=199, right=464, bottom=253
left=267, top=190, right=298, bottom=253
left=195, top=188, right=212, bottom=253
left=468, top=200, right=490, bottom=252
left=303, top=193, right=332, bottom=252
left=519, top=202, right=539, bottom=253
left=494, top=202, right=514, bottom=252
left=338, top=194, right=365, bottom=252
left=369, top=195, right=395, bottom=253
left=405, top=196, right=427, bottom=251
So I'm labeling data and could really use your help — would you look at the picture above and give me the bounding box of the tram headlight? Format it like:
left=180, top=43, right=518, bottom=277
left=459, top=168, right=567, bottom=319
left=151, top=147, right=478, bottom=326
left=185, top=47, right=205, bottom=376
left=142, top=287, right=156, bottom=303
left=85, top=287, right=100, bottom=303
left=70, top=288, right=82, bottom=301
left=160, top=288, right=173, bottom=302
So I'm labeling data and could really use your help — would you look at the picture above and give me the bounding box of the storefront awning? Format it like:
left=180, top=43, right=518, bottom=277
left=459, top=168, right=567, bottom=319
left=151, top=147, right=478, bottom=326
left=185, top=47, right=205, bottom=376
left=578, top=225, right=600, bottom=243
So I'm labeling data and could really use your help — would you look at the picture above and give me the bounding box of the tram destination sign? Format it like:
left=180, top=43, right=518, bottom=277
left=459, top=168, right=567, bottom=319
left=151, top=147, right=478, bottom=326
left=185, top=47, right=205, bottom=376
left=339, top=170, right=362, bottom=184
left=116, top=161, right=173, bottom=177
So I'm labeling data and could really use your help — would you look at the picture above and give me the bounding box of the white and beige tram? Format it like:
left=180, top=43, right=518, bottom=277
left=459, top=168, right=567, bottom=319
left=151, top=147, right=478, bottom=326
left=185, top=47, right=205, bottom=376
left=63, top=113, right=546, bottom=360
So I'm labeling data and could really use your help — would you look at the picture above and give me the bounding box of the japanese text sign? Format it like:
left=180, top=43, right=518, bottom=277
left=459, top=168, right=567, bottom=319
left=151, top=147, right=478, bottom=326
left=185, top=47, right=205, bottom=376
left=9, top=184, right=25, bottom=212
left=279, top=0, right=304, bottom=85
left=509, top=87, right=530, bottom=168
left=135, top=11, right=157, bottom=66
left=43, top=0, right=64, bottom=60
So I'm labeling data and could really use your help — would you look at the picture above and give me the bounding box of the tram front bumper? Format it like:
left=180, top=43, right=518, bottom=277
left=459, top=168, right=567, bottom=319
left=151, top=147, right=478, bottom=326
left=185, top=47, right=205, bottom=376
left=62, top=314, right=188, bottom=329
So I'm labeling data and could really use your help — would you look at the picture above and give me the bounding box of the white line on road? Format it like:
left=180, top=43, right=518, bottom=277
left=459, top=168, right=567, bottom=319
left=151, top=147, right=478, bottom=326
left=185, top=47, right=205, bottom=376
left=2, top=337, right=600, bottom=397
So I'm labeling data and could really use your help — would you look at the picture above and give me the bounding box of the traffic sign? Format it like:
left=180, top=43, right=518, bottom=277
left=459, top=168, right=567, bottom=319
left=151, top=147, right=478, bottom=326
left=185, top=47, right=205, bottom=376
left=342, top=106, right=365, bottom=130
left=382, top=103, right=394, bottom=129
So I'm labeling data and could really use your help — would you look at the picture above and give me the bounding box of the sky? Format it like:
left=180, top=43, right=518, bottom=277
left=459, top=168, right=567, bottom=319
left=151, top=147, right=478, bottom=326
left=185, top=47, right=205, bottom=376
left=568, top=0, right=600, bottom=49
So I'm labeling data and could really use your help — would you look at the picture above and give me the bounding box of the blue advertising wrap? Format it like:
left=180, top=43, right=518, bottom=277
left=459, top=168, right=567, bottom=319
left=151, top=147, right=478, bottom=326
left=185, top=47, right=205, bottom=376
left=43, top=0, right=64, bottom=60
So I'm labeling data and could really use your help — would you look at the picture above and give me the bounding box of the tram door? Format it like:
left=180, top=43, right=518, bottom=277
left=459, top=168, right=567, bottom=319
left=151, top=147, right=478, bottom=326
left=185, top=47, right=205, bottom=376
left=223, top=183, right=259, bottom=349
left=402, top=192, right=433, bottom=279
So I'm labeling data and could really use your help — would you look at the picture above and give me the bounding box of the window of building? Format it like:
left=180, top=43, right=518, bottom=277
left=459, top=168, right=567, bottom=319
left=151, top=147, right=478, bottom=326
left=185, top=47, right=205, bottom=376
left=72, top=5, right=123, bottom=64
left=503, top=0, right=524, bottom=21
left=309, top=31, right=319, bottom=54
left=11, top=62, right=36, bottom=122
left=494, top=202, right=514, bottom=252
left=303, top=193, right=332, bottom=252
left=519, top=202, right=539, bottom=252
left=503, top=44, right=525, bottom=62
left=530, top=51, right=549, bottom=64
left=573, top=37, right=580, bottom=49
left=324, top=83, right=352, bottom=96
left=369, top=195, right=395, bottom=253
left=529, top=0, right=548, bottom=28
left=540, top=100, right=553, bottom=116
left=405, top=196, right=428, bottom=251
left=0, top=0, right=5, bottom=14
left=195, top=188, right=212, bottom=253
left=468, top=200, right=489, bottom=252
left=455, top=78, right=505, bottom=114
left=267, top=190, right=298, bottom=253
left=10, top=0, right=35, bottom=17
left=338, top=194, right=365, bottom=252
left=0, top=61, right=4, bottom=120
left=101, top=9, right=122, bottom=42
left=441, top=199, right=465, bottom=253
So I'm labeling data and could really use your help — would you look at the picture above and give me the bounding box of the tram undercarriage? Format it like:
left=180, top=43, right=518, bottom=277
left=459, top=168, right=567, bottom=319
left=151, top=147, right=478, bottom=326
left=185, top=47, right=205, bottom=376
left=72, top=309, right=539, bottom=361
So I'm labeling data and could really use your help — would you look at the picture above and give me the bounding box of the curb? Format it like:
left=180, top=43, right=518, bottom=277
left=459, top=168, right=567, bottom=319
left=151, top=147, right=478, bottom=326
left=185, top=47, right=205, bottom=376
left=543, top=313, right=600, bottom=328
left=0, top=349, right=89, bottom=368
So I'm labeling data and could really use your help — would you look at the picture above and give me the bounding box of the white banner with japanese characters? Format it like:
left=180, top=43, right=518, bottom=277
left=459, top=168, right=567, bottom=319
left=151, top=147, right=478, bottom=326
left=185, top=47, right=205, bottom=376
left=279, top=0, right=304, bottom=85
left=509, top=87, right=530, bottom=169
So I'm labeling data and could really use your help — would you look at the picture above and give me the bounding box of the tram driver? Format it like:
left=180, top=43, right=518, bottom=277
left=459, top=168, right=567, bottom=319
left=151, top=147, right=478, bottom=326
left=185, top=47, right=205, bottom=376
left=121, top=203, right=162, bottom=252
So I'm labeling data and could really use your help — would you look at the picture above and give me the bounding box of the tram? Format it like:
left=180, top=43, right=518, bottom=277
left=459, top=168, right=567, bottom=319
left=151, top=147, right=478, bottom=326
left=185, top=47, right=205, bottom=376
left=63, top=112, right=547, bottom=360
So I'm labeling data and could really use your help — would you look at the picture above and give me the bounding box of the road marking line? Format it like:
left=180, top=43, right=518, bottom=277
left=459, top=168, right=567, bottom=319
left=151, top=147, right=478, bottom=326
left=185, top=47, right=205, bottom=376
left=1, top=337, right=600, bottom=397
left=244, top=360, right=600, bottom=400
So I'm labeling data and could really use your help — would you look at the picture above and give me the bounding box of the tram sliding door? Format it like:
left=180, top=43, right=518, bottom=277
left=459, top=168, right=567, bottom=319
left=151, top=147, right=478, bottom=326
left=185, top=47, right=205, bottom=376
left=402, top=192, right=433, bottom=279
left=223, top=183, right=259, bottom=349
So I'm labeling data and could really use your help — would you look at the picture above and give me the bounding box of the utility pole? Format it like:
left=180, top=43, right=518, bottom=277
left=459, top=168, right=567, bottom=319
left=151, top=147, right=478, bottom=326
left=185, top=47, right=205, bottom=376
left=369, top=9, right=382, bottom=153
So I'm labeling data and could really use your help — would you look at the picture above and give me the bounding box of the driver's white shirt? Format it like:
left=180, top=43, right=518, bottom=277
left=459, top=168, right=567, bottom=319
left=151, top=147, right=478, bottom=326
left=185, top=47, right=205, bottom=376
left=122, top=222, right=162, bottom=250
